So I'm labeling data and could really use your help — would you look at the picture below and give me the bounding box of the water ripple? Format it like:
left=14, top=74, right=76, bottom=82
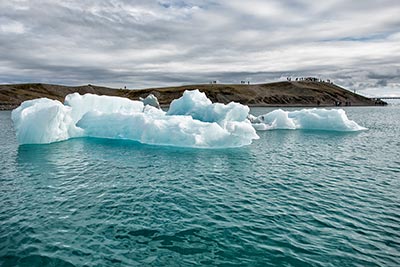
left=1, top=107, right=400, bottom=266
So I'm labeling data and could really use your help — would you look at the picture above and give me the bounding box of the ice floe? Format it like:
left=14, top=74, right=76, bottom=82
left=12, top=90, right=258, bottom=148
left=250, top=108, right=367, bottom=131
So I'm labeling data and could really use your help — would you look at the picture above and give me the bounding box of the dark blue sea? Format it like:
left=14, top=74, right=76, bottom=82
left=1, top=106, right=399, bottom=266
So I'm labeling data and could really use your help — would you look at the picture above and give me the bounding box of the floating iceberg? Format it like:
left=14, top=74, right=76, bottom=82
left=250, top=108, right=367, bottom=131
left=12, top=90, right=259, bottom=148
left=11, top=91, right=367, bottom=147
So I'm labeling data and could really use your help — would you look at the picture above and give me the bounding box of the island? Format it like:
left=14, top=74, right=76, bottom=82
left=0, top=81, right=386, bottom=110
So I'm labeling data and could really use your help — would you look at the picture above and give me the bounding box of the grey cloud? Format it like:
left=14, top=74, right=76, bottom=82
left=367, top=69, right=400, bottom=80
left=376, top=79, right=388, bottom=87
left=0, top=0, right=400, bottom=96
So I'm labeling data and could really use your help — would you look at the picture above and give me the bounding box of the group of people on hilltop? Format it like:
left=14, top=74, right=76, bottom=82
left=286, top=77, right=333, bottom=84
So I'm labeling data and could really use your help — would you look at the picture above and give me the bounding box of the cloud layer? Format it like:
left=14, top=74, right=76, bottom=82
left=1, top=0, right=400, bottom=96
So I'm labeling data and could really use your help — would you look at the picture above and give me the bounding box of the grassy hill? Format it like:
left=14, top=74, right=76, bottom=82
left=0, top=81, right=382, bottom=110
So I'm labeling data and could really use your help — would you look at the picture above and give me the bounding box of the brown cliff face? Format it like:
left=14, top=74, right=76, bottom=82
left=0, top=81, right=379, bottom=110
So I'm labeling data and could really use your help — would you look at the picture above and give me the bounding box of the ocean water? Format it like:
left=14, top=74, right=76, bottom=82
left=1, top=106, right=399, bottom=266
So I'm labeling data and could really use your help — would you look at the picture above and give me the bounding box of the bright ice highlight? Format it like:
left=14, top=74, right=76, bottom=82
left=12, top=90, right=259, bottom=148
left=250, top=108, right=367, bottom=131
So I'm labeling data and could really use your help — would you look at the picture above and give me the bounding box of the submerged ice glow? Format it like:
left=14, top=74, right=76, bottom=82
left=11, top=90, right=366, bottom=148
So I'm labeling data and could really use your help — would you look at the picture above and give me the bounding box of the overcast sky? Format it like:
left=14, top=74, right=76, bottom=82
left=1, top=0, right=400, bottom=96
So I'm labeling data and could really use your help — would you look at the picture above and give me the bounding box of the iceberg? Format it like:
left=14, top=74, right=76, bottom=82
left=12, top=90, right=259, bottom=148
left=250, top=108, right=367, bottom=131
left=11, top=90, right=367, bottom=148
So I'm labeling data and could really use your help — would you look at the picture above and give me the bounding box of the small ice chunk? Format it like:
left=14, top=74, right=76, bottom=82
left=139, top=94, right=161, bottom=109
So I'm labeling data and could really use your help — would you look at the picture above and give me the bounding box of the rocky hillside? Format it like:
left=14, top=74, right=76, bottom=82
left=0, top=81, right=382, bottom=110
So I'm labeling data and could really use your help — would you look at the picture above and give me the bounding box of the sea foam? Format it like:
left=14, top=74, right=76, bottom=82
left=12, top=90, right=259, bottom=148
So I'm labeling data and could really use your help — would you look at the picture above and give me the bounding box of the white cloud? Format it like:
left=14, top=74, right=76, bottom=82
left=0, top=19, right=25, bottom=34
left=225, top=0, right=286, bottom=19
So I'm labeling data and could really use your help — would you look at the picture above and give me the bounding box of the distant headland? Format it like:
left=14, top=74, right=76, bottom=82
left=0, top=81, right=386, bottom=110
